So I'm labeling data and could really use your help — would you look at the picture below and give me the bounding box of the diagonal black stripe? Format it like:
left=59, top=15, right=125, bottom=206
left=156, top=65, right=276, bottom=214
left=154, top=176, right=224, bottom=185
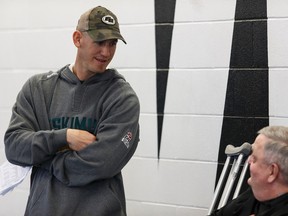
left=215, top=0, right=269, bottom=200
left=155, top=0, right=176, bottom=158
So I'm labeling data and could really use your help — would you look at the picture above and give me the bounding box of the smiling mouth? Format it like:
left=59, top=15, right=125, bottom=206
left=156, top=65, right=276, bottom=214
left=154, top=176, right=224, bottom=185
left=95, top=57, right=105, bottom=62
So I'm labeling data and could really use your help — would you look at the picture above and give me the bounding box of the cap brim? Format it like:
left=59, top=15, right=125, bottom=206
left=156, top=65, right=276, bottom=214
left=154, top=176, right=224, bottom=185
left=87, top=29, right=126, bottom=44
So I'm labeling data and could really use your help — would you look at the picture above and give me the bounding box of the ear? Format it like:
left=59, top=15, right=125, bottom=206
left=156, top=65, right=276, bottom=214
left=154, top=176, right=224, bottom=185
left=267, top=163, right=279, bottom=183
left=73, top=30, right=82, bottom=48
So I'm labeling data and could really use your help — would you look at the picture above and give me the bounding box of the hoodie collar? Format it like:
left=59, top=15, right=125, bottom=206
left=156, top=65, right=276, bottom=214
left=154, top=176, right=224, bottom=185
left=61, top=64, right=125, bottom=85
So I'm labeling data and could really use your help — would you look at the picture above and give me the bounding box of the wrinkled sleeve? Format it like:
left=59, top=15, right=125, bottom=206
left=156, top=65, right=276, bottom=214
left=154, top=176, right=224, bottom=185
left=41, top=85, right=140, bottom=186
left=4, top=77, right=68, bottom=166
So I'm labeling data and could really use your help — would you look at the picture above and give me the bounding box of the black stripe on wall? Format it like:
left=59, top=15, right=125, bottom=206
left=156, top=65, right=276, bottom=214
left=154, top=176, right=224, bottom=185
left=216, top=0, right=269, bottom=193
left=155, top=0, right=176, bottom=158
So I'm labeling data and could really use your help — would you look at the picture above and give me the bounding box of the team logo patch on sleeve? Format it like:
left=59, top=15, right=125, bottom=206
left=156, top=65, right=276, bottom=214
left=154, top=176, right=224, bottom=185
left=121, top=131, right=132, bottom=148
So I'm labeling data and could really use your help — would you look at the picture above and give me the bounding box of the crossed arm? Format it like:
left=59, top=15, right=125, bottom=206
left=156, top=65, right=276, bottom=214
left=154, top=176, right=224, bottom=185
left=66, top=129, right=96, bottom=151
left=5, top=76, right=140, bottom=186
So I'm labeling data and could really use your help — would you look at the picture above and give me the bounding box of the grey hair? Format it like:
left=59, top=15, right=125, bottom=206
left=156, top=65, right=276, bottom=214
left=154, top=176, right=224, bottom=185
left=258, top=126, right=288, bottom=183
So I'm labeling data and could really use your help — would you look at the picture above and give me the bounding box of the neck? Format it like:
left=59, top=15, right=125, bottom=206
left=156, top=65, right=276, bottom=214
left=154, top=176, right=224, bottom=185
left=256, top=184, right=288, bottom=201
left=71, top=62, right=93, bottom=81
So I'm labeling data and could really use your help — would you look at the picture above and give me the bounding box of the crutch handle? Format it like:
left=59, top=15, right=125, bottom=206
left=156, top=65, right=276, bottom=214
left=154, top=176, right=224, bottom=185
left=225, top=142, right=251, bottom=156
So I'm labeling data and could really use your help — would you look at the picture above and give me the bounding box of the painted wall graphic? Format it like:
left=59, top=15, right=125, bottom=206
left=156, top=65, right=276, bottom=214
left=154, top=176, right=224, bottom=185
left=217, top=0, right=269, bottom=190
left=155, top=0, right=176, bottom=158
left=155, top=0, right=268, bottom=171
left=155, top=0, right=269, bottom=202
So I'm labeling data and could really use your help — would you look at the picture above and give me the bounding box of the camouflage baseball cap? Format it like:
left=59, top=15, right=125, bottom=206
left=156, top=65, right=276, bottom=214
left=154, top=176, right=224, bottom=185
left=76, top=6, right=126, bottom=44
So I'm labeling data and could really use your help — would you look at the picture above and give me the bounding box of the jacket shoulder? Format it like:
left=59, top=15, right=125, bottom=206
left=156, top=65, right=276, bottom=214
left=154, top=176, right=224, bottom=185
left=27, top=66, right=69, bottom=88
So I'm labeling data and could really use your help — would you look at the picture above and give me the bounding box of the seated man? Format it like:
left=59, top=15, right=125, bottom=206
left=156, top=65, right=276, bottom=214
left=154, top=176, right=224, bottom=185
left=209, top=125, right=288, bottom=216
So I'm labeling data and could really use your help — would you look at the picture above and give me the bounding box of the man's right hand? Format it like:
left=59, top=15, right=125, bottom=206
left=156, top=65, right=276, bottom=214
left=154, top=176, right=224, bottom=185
left=66, top=129, right=96, bottom=151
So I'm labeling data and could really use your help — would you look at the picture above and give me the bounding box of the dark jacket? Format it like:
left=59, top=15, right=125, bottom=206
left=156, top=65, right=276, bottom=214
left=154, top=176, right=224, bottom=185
left=209, top=188, right=288, bottom=216
left=4, top=65, right=140, bottom=216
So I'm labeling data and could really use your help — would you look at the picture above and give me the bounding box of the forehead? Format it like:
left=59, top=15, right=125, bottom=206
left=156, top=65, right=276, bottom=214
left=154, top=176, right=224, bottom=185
left=252, top=134, right=268, bottom=153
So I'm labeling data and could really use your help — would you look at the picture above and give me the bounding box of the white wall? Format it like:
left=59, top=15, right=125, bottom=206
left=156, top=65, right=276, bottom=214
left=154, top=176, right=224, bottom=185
left=1, top=0, right=288, bottom=215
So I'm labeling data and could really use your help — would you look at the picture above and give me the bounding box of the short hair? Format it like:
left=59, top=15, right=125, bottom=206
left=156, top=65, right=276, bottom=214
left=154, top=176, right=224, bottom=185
left=258, top=126, right=288, bottom=183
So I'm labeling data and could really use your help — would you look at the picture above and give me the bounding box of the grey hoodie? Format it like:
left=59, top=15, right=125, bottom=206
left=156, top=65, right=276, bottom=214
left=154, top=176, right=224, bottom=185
left=4, top=65, right=140, bottom=216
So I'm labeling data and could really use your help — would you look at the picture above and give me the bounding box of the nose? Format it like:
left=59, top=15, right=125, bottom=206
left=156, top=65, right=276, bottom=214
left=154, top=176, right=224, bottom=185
left=100, top=45, right=111, bottom=57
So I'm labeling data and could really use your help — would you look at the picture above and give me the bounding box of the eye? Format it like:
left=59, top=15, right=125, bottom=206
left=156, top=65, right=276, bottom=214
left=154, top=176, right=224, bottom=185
left=95, top=41, right=105, bottom=46
left=95, top=40, right=117, bottom=47
left=109, top=40, right=118, bottom=46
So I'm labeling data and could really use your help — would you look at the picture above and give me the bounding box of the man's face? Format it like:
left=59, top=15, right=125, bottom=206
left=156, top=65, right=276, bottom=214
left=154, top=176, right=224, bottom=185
left=247, top=134, right=272, bottom=200
left=78, top=32, right=117, bottom=76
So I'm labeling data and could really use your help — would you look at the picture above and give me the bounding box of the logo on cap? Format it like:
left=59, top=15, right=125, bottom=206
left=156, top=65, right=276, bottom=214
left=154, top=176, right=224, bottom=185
left=102, top=15, right=115, bottom=25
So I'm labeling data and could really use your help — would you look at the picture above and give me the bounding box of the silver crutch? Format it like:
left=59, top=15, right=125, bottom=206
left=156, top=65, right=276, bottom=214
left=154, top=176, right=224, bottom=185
left=207, top=142, right=251, bottom=215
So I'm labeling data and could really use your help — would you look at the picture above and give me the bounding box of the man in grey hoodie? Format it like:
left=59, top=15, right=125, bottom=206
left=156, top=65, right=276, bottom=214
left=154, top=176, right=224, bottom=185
left=4, top=6, right=140, bottom=216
